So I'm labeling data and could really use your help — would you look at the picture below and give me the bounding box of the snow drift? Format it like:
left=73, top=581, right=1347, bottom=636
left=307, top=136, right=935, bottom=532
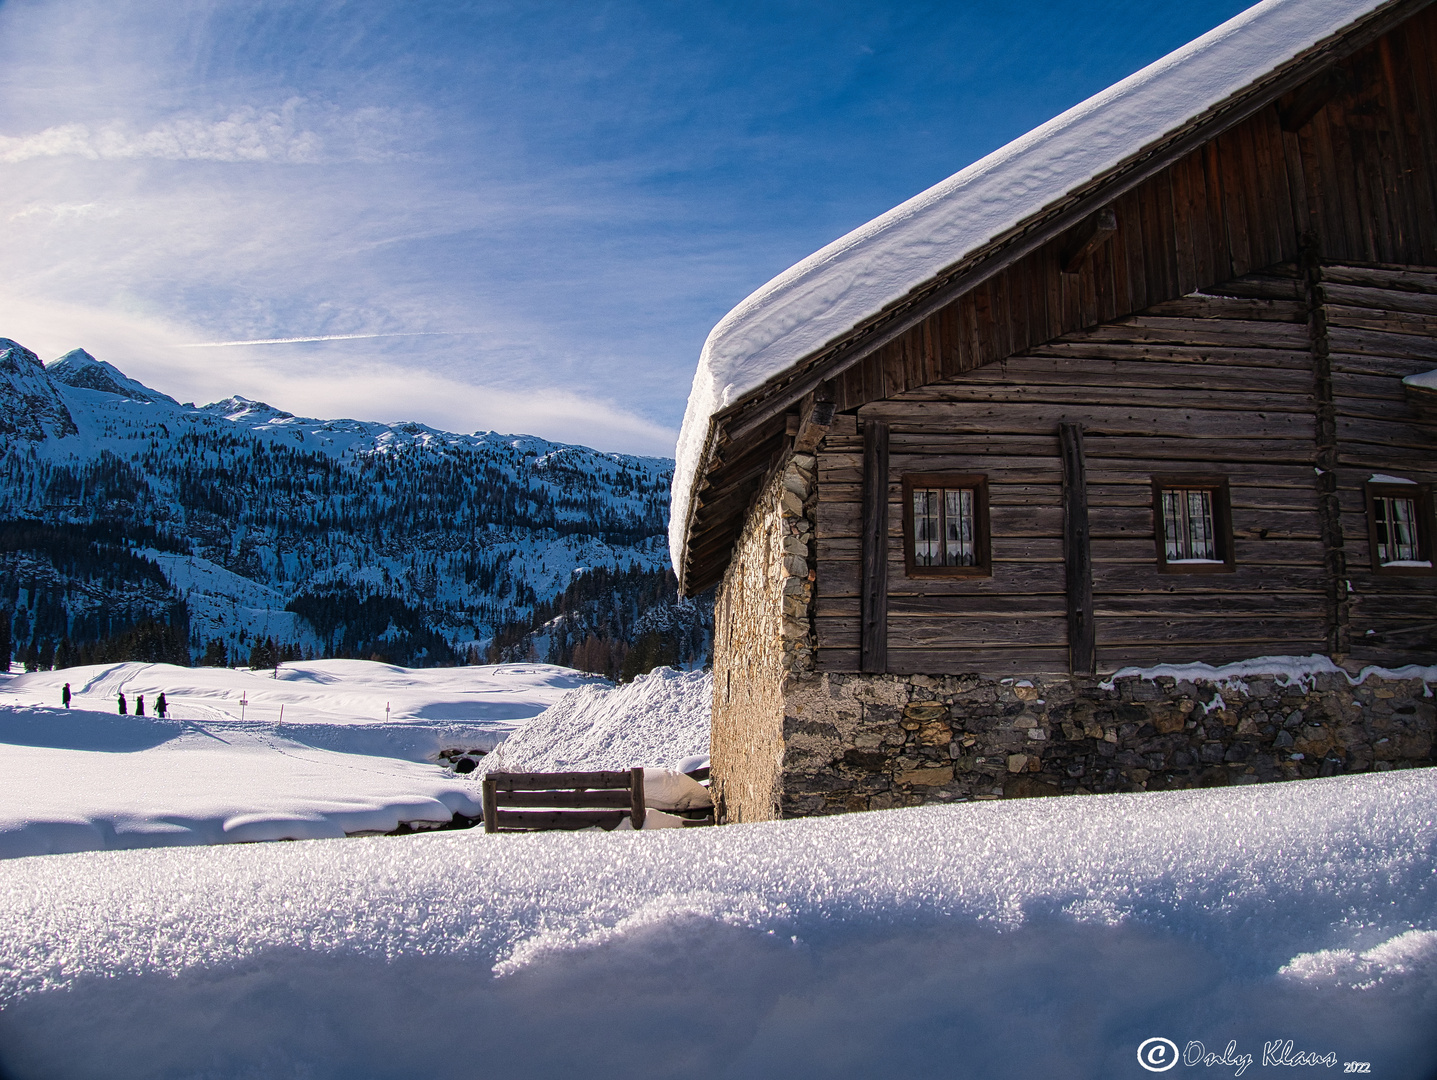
left=476, top=666, right=711, bottom=775
left=0, top=769, right=1432, bottom=1078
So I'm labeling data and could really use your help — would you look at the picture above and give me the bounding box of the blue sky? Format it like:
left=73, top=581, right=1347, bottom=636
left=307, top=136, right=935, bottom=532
left=0, top=0, right=1251, bottom=455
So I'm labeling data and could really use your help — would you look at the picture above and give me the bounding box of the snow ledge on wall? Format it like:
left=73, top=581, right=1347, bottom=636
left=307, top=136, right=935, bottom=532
left=1099, top=653, right=1437, bottom=695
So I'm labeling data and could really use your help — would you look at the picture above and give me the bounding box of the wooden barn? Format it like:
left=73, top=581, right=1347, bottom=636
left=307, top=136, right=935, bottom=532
left=669, top=0, right=1437, bottom=822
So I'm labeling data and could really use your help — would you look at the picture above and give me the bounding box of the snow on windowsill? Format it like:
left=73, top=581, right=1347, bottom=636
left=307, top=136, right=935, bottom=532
left=1370, top=473, right=1418, bottom=485
left=1382, top=560, right=1432, bottom=568
left=1165, top=557, right=1224, bottom=564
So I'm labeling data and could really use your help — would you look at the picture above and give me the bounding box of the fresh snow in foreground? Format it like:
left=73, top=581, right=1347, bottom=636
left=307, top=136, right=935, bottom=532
left=0, top=770, right=1433, bottom=1078
left=477, top=666, right=711, bottom=774
left=0, top=660, right=595, bottom=858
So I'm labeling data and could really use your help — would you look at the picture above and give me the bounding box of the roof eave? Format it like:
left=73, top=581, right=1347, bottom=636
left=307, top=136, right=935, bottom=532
left=675, top=0, right=1428, bottom=596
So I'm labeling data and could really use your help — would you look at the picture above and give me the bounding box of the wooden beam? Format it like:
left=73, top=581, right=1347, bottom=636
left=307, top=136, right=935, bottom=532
left=487, top=770, right=637, bottom=790
left=1278, top=68, right=1350, bottom=132
left=630, top=765, right=646, bottom=831
left=482, top=776, right=497, bottom=833
left=860, top=419, right=890, bottom=673
left=1061, top=207, right=1118, bottom=274
left=794, top=385, right=838, bottom=453
left=1059, top=422, right=1096, bottom=675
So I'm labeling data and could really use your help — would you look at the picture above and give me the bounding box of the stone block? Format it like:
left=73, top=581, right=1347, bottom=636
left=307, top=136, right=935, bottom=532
left=897, top=765, right=954, bottom=786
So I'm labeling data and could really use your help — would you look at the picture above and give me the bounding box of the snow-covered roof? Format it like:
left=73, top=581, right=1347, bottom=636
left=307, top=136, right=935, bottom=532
left=670, top=0, right=1390, bottom=575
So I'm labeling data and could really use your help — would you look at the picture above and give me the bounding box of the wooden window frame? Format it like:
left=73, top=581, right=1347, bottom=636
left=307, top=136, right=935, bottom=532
left=1152, top=475, right=1235, bottom=574
left=1364, top=480, right=1436, bottom=576
left=901, top=472, right=991, bottom=579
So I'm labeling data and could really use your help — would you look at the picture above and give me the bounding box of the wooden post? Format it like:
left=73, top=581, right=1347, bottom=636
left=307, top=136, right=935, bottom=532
left=860, top=418, right=890, bottom=673
left=1060, top=422, right=1095, bottom=675
left=629, top=765, right=646, bottom=831
left=481, top=777, right=498, bottom=834
left=1304, top=250, right=1349, bottom=658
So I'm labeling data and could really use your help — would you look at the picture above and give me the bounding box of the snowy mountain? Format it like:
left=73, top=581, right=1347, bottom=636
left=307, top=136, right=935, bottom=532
left=0, top=337, right=702, bottom=669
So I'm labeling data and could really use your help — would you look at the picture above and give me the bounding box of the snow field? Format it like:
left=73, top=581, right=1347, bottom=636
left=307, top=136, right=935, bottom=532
left=0, top=660, right=596, bottom=857
left=0, top=769, right=1432, bottom=1078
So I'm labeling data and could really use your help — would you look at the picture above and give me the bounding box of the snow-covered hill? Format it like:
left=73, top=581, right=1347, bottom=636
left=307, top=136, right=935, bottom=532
left=0, top=337, right=697, bottom=667
left=0, top=659, right=597, bottom=858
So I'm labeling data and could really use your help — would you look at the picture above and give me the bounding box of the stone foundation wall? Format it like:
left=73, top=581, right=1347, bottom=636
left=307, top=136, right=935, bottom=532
left=711, top=453, right=818, bottom=823
left=777, top=667, right=1436, bottom=814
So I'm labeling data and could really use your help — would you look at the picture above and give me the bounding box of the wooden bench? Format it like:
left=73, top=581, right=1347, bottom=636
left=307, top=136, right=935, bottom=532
left=482, top=768, right=646, bottom=833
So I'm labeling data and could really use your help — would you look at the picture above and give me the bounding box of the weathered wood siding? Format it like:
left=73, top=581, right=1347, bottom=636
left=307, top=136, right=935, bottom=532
left=1322, top=263, right=1437, bottom=663
left=815, top=262, right=1437, bottom=674
left=824, top=4, right=1437, bottom=415
left=803, top=5, right=1437, bottom=676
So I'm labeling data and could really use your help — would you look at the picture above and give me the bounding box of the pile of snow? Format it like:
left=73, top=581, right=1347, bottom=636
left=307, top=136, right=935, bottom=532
left=0, top=660, right=593, bottom=858
left=0, top=769, right=1432, bottom=1078
left=671, top=0, right=1386, bottom=568
left=477, top=666, right=711, bottom=775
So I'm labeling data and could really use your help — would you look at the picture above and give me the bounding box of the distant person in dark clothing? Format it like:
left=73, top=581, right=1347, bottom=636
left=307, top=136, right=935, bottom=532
left=136, top=694, right=145, bottom=717
left=118, top=692, right=127, bottom=715
left=62, top=683, right=71, bottom=709
left=156, top=693, right=168, bottom=719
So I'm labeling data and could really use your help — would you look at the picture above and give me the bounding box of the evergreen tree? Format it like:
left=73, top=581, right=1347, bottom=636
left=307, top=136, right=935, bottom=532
left=0, top=614, right=10, bottom=673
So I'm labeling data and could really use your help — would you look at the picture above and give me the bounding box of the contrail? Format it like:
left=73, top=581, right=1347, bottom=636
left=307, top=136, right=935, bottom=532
left=179, top=331, right=470, bottom=348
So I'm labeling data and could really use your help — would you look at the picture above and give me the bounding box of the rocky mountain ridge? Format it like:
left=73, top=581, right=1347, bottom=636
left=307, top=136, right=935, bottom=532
left=0, top=338, right=704, bottom=671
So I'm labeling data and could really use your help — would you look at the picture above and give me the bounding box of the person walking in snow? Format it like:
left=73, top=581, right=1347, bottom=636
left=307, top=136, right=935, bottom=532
left=136, top=693, right=145, bottom=717
left=62, top=683, right=71, bottom=709
left=117, top=691, right=127, bottom=715
left=156, top=692, right=167, bottom=718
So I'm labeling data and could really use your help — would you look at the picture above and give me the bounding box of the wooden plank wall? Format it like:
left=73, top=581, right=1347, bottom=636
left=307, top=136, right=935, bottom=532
left=816, top=270, right=1334, bottom=674
left=1323, top=264, right=1437, bottom=663
left=826, top=4, right=1437, bottom=417
left=807, top=5, right=1437, bottom=674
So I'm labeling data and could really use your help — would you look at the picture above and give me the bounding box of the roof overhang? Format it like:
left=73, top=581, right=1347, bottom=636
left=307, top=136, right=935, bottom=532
left=674, top=0, right=1429, bottom=596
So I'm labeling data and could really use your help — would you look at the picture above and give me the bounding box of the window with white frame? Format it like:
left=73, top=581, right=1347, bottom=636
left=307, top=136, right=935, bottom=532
left=1152, top=476, right=1234, bottom=572
left=1365, top=480, right=1434, bottom=574
left=902, top=473, right=990, bottom=577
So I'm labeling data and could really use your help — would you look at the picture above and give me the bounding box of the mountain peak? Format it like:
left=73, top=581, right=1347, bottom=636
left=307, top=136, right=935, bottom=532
left=0, top=340, right=76, bottom=440
left=0, top=339, right=45, bottom=374
left=47, top=349, right=176, bottom=406
left=201, top=395, right=296, bottom=423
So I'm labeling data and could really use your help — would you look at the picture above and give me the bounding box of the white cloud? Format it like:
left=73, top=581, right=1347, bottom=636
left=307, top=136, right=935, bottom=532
left=0, top=100, right=411, bottom=165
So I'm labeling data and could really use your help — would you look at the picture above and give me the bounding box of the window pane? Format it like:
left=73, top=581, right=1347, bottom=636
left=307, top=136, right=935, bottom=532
left=1376, top=495, right=1420, bottom=563
left=944, top=488, right=975, bottom=566
left=1161, top=487, right=1219, bottom=561
left=913, top=489, right=940, bottom=566
left=1161, top=490, right=1184, bottom=561
left=1185, top=489, right=1216, bottom=560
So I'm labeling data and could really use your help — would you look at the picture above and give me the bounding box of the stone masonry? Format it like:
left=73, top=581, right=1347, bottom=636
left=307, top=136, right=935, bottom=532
left=710, top=452, right=817, bottom=824
left=778, top=668, right=1437, bottom=815
left=711, top=448, right=1436, bottom=823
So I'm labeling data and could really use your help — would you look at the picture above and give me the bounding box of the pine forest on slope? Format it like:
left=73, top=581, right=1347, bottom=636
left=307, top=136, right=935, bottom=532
left=0, top=338, right=710, bottom=674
